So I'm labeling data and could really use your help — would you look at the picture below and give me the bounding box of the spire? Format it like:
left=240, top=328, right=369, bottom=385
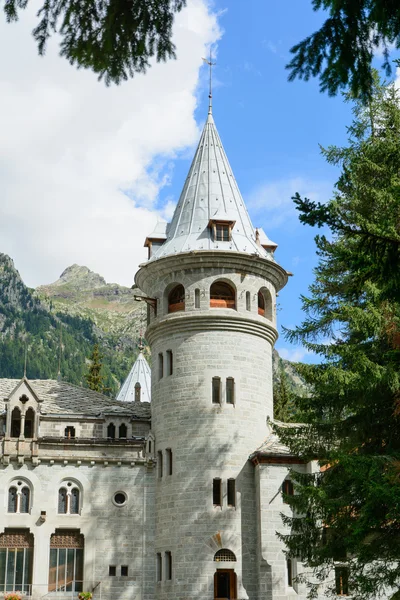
left=203, top=50, right=216, bottom=115
left=116, top=351, right=151, bottom=403
left=148, top=109, right=275, bottom=261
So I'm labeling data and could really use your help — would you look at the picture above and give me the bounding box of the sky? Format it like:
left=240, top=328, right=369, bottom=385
left=0, top=0, right=399, bottom=362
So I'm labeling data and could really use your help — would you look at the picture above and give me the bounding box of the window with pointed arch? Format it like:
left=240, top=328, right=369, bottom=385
left=210, top=281, right=236, bottom=309
left=168, top=285, right=185, bottom=313
left=24, top=408, right=35, bottom=438
left=107, top=423, right=116, bottom=439
left=10, top=407, right=21, bottom=438
left=58, top=481, right=81, bottom=515
left=8, top=480, right=31, bottom=514
left=119, top=423, right=128, bottom=439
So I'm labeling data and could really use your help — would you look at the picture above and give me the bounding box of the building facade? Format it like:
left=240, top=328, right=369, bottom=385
left=0, top=105, right=352, bottom=600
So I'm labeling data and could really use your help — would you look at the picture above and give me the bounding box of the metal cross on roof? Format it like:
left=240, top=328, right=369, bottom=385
left=202, top=50, right=216, bottom=114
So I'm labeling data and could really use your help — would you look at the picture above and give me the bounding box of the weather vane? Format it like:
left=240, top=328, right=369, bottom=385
left=202, top=49, right=216, bottom=113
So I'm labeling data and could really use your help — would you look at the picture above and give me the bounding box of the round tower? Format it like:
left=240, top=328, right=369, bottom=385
left=135, top=108, right=287, bottom=600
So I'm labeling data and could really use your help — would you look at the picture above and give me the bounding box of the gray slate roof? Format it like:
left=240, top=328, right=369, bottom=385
left=0, top=379, right=151, bottom=420
left=250, top=420, right=303, bottom=458
left=116, top=352, right=151, bottom=403
left=149, top=110, right=276, bottom=261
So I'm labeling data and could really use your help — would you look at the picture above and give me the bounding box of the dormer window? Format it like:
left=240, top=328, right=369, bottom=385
left=209, top=220, right=235, bottom=242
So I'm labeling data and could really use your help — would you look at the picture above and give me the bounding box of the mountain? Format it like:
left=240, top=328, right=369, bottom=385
left=0, top=253, right=306, bottom=399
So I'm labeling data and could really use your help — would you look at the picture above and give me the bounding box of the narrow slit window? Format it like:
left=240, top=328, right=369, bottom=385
left=166, top=551, right=172, bottom=581
left=156, top=553, right=162, bottom=582
left=246, top=291, right=251, bottom=311
left=227, top=479, right=236, bottom=507
left=213, top=478, right=222, bottom=507
left=195, top=288, right=200, bottom=309
left=212, top=377, right=221, bottom=404
left=226, top=378, right=235, bottom=405
left=287, top=559, right=293, bottom=587
left=158, top=451, right=163, bottom=478
left=166, top=449, right=173, bottom=475
left=166, top=350, right=173, bottom=376
left=158, top=353, right=164, bottom=380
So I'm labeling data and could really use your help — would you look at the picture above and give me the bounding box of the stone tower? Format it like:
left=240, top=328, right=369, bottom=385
left=135, top=105, right=288, bottom=600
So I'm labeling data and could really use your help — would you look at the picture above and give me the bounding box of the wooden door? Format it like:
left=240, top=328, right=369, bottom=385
left=214, top=569, right=237, bottom=600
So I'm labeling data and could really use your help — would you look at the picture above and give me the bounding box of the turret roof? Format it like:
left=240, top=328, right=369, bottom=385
left=116, top=351, right=151, bottom=403
left=149, top=111, right=275, bottom=261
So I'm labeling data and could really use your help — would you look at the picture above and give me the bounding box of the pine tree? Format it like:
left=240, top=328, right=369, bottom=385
left=276, top=77, right=400, bottom=599
left=85, top=344, right=104, bottom=392
left=274, top=365, right=296, bottom=423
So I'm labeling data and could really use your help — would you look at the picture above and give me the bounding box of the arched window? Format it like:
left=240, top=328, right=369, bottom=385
left=8, top=486, right=17, bottom=513
left=168, top=285, right=185, bottom=313
left=24, top=407, right=35, bottom=438
left=58, top=482, right=81, bottom=515
left=134, top=382, right=141, bottom=402
left=20, top=486, right=30, bottom=513
left=210, top=281, right=236, bottom=309
left=8, top=481, right=31, bottom=513
left=258, top=288, right=273, bottom=320
left=11, top=407, right=21, bottom=438
left=214, top=549, right=237, bottom=562
left=65, top=426, right=75, bottom=439
left=107, top=423, right=116, bottom=439
left=119, top=423, right=127, bottom=439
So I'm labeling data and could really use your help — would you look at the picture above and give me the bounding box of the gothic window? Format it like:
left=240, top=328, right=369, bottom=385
left=212, top=377, right=221, bottom=404
left=11, top=407, right=21, bottom=438
left=226, top=378, right=235, bottom=405
left=227, top=479, right=236, bottom=507
left=166, top=350, right=173, bottom=376
left=210, top=281, right=236, bottom=309
left=24, top=408, right=35, bottom=438
left=8, top=482, right=30, bottom=514
left=214, top=549, right=236, bottom=562
left=107, top=423, right=116, bottom=439
left=119, top=423, right=127, bottom=439
left=64, top=426, right=75, bottom=439
left=134, top=382, right=141, bottom=402
left=282, top=479, right=294, bottom=502
left=195, top=288, right=200, bottom=308
left=58, top=482, right=80, bottom=515
left=0, top=529, right=34, bottom=593
left=213, top=478, right=222, bottom=507
left=168, top=285, right=185, bottom=313
left=49, top=530, right=84, bottom=593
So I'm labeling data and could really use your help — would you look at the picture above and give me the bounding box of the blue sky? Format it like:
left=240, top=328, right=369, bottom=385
left=0, top=0, right=398, bottom=363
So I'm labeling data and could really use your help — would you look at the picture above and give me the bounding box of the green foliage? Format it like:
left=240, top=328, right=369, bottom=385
left=85, top=343, right=104, bottom=392
left=276, top=77, right=400, bottom=599
left=2, top=0, right=186, bottom=85
left=287, top=1, right=400, bottom=100
left=274, top=365, right=298, bottom=422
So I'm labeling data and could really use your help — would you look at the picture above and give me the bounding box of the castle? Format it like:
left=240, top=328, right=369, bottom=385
left=0, top=103, right=334, bottom=600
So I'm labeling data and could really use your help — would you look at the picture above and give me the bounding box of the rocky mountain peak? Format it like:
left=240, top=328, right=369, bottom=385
left=53, top=264, right=107, bottom=290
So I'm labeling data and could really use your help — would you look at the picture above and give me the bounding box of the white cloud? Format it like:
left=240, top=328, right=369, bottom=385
left=278, top=347, right=311, bottom=362
left=0, top=0, right=221, bottom=288
left=247, top=177, right=332, bottom=229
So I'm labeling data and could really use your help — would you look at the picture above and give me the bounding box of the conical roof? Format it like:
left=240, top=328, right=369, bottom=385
left=150, top=111, right=274, bottom=260
left=116, top=352, right=151, bottom=403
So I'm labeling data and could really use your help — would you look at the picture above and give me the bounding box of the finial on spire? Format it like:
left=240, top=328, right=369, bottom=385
left=202, top=49, right=216, bottom=114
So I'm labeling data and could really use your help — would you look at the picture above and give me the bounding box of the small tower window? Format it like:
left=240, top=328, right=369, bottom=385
left=166, top=350, right=173, bottom=376
left=107, top=423, right=116, bottom=439
left=226, top=378, right=235, bottom=405
left=166, top=551, right=172, bottom=580
left=134, top=382, right=141, bottom=402
left=166, top=448, right=173, bottom=475
left=212, top=377, right=221, bottom=404
left=64, top=426, right=75, bottom=439
left=227, top=479, right=236, bottom=507
left=287, top=559, right=293, bottom=587
left=213, top=478, right=222, bottom=506
left=168, top=285, right=185, bottom=313
left=158, top=353, right=164, bottom=379
left=158, top=451, right=163, bottom=478
left=282, top=479, right=294, bottom=502
left=156, top=553, right=162, bottom=582
left=119, top=423, right=127, bottom=439
left=195, top=288, right=200, bottom=309
left=258, top=287, right=273, bottom=320
left=258, top=291, right=265, bottom=316
left=246, top=291, right=251, bottom=311
left=210, top=281, right=236, bottom=309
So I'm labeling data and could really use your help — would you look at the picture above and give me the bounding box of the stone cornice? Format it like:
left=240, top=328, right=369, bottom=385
left=135, top=250, right=288, bottom=292
left=146, top=311, right=279, bottom=346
